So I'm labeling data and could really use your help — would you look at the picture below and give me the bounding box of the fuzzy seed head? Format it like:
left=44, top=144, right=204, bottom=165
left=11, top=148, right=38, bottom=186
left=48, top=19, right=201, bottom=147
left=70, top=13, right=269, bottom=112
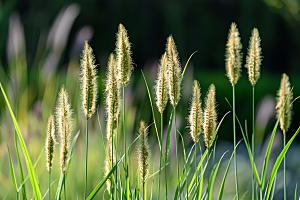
left=104, top=138, right=115, bottom=194
left=105, top=53, right=121, bottom=139
left=155, top=52, right=168, bottom=113
left=245, top=28, right=262, bottom=86
left=79, top=41, right=98, bottom=119
left=276, top=73, right=293, bottom=133
left=115, top=23, right=134, bottom=87
left=188, top=80, right=203, bottom=143
left=203, top=84, right=217, bottom=148
left=45, top=115, right=56, bottom=172
left=166, top=35, right=181, bottom=107
left=55, top=87, right=73, bottom=174
left=225, top=22, right=243, bottom=86
left=138, top=120, right=150, bottom=184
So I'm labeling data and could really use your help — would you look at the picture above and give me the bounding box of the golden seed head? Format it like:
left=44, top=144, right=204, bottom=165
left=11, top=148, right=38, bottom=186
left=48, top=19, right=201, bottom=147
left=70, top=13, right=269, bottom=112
left=166, top=35, right=181, bottom=107
left=203, top=84, right=217, bottom=148
left=138, top=120, right=150, bottom=184
left=104, top=138, right=115, bottom=194
left=55, top=86, right=73, bottom=174
left=115, top=23, right=134, bottom=87
left=45, top=115, right=56, bottom=172
left=225, top=22, right=243, bottom=86
left=79, top=41, right=98, bottom=119
left=245, top=28, right=262, bottom=86
left=105, top=53, right=121, bottom=139
left=187, top=80, right=203, bottom=143
left=155, top=52, right=169, bottom=113
left=276, top=73, right=293, bottom=133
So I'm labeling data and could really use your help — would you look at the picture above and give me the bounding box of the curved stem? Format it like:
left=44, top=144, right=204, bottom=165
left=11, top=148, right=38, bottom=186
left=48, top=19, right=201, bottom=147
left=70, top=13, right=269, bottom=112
left=233, top=85, right=239, bottom=200
left=252, top=85, right=255, bottom=200
left=85, top=118, right=89, bottom=199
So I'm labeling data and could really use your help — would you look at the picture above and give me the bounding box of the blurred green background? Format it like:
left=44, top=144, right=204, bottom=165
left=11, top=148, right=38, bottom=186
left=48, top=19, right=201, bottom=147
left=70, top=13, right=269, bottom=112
left=0, top=0, right=300, bottom=199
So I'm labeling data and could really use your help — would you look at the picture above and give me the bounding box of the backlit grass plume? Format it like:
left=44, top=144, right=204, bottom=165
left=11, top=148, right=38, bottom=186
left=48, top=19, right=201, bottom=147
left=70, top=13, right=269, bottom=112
left=79, top=41, right=98, bottom=119
left=225, top=22, right=243, bottom=86
left=245, top=28, right=262, bottom=86
left=45, top=114, right=56, bottom=172
left=187, top=80, right=203, bottom=143
left=155, top=52, right=168, bottom=114
left=203, top=84, right=217, bottom=148
left=138, top=120, right=150, bottom=184
left=105, top=53, right=121, bottom=139
left=104, top=138, right=115, bottom=194
left=55, top=86, right=73, bottom=174
left=276, top=73, right=293, bottom=133
left=115, top=23, right=134, bottom=87
left=166, top=35, right=181, bottom=107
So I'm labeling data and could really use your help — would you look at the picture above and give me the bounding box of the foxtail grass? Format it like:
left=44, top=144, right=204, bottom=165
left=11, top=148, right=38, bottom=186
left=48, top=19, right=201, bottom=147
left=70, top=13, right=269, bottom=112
left=225, top=22, right=242, bottom=200
left=276, top=73, right=293, bottom=200
left=245, top=27, right=262, bottom=200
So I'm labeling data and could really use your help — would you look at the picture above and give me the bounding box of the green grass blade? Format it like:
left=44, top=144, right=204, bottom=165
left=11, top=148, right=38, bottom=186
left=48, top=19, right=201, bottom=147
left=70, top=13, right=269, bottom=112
left=218, top=140, right=242, bottom=200
left=55, top=130, right=80, bottom=200
left=270, top=173, right=277, bottom=200
left=264, top=125, right=300, bottom=200
left=295, top=184, right=298, bottom=200
left=87, top=135, right=140, bottom=200
left=180, top=51, right=197, bottom=84
left=141, top=70, right=165, bottom=165
left=165, top=109, right=174, bottom=162
left=0, top=128, right=18, bottom=191
left=0, top=82, right=42, bottom=200
left=208, top=151, right=228, bottom=200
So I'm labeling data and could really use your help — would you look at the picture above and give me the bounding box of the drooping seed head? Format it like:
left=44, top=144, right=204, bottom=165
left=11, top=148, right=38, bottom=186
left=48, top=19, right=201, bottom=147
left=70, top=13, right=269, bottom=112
left=276, top=73, right=293, bottom=134
left=115, top=23, right=134, bottom=87
left=55, top=86, right=73, bottom=174
left=245, top=28, right=262, bottom=86
left=155, top=52, right=168, bottom=114
left=187, top=80, right=203, bottom=143
left=225, top=22, right=243, bottom=86
left=138, top=120, right=150, bottom=184
left=105, top=53, right=121, bottom=139
left=203, top=84, right=217, bottom=148
left=79, top=41, right=98, bottom=119
left=166, top=35, right=181, bottom=107
left=45, top=115, right=56, bottom=172
left=104, top=138, right=115, bottom=194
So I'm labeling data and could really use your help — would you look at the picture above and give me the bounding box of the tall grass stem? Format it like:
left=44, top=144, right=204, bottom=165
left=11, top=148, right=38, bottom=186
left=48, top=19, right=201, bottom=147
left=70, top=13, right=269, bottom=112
left=85, top=118, right=88, bottom=199
left=158, top=113, right=163, bottom=200
left=284, top=132, right=286, bottom=200
left=174, top=107, right=180, bottom=199
left=252, top=85, right=255, bottom=200
left=123, top=86, right=130, bottom=200
left=233, top=85, right=239, bottom=200
left=49, top=171, right=51, bottom=200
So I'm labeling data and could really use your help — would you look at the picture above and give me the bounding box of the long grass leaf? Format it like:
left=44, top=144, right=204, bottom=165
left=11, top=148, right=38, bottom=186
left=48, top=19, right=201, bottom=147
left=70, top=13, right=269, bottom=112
left=295, top=184, right=298, bottom=200
left=0, top=82, right=42, bottom=200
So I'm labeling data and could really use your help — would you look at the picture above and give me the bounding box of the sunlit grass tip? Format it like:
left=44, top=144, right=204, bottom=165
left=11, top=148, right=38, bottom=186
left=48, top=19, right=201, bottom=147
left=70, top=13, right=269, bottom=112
left=276, top=73, right=293, bottom=134
left=115, top=23, right=134, bottom=87
left=138, top=120, right=150, bottom=184
left=225, top=22, right=243, bottom=86
left=245, top=28, right=262, bottom=86
left=79, top=40, right=98, bottom=119
left=187, top=80, right=203, bottom=143
left=203, top=84, right=217, bottom=148
left=45, top=114, right=56, bottom=172
left=155, top=52, right=168, bottom=114
left=166, top=35, right=181, bottom=107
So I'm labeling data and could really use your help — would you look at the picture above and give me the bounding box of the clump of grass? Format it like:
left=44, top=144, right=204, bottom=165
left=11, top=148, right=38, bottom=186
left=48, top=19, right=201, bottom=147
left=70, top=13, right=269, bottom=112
left=276, top=73, right=293, bottom=200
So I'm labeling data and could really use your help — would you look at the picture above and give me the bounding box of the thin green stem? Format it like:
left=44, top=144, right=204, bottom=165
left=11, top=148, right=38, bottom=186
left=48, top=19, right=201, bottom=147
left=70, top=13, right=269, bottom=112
left=233, top=85, right=239, bottom=200
left=123, top=86, right=130, bottom=200
left=85, top=118, right=89, bottom=199
left=174, top=107, right=180, bottom=199
left=165, top=116, right=168, bottom=199
left=207, top=148, right=210, bottom=190
left=16, top=191, right=19, bottom=200
left=158, top=113, right=163, bottom=200
left=252, top=85, right=255, bottom=200
left=111, top=118, right=114, bottom=200
left=115, top=117, right=119, bottom=200
left=284, top=132, right=286, bottom=200
left=63, top=175, right=66, bottom=200
left=186, top=146, right=188, bottom=200
left=143, top=182, right=146, bottom=200
left=49, top=171, right=51, bottom=200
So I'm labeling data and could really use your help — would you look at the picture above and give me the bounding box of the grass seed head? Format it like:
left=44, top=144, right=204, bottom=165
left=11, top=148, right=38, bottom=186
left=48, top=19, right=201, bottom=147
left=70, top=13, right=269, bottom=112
left=115, top=23, right=134, bottom=87
left=138, top=120, right=150, bottom=184
left=45, top=115, right=56, bottom=172
left=276, top=73, right=293, bottom=133
left=225, top=22, right=243, bottom=86
left=79, top=41, right=98, bottom=119
left=245, top=28, right=262, bottom=86
left=166, top=35, right=181, bottom=107
left=203, top=84, right=217, bottom=148
left=55, top=86, right=73, bottom=174
left=188, top=80, right=203, bottom=143
left=155, top=52, right=168, bottom=114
